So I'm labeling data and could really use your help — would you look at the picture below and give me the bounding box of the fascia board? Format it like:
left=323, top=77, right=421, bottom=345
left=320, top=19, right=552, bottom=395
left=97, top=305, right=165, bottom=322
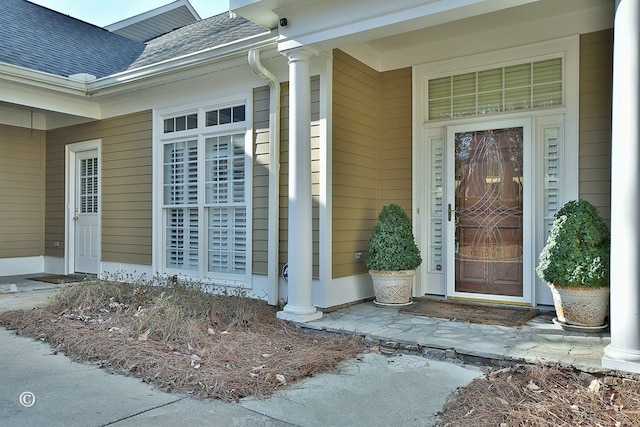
left=0, top=62, right=88, bottom=95
left=0, top=80, right=101, bottom=119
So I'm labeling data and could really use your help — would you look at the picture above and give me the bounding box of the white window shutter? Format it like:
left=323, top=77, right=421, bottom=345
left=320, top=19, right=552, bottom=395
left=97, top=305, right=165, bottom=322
left=205, top=132, right=247, bottom=275
left=428, top=57, right=563, bottom=120
left=80, top=157, right=99, bottom=214
left=543, top=126, right=561, bottom=237
left=429, top=138, right=444, bottom=271
left=207, top=206, right=246, bottom=274
left=163, top=140, right=197, bottom=205
left=166, top=208, right=199, bottom=270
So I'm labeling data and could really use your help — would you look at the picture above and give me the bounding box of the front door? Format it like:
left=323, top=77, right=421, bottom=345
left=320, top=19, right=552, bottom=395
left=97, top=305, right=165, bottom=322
left=73, top=150, right=99, bottom=274
left=446, top=120, right=531, bottom=303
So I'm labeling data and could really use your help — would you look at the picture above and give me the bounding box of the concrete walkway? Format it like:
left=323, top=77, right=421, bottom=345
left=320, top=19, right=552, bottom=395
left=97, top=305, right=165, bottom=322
left=0, top=276, right=483, bottom=427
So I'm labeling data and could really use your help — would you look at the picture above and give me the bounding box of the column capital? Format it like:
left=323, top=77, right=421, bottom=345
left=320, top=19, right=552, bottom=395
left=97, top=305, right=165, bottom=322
left=282, top=46, right=319, bottom=62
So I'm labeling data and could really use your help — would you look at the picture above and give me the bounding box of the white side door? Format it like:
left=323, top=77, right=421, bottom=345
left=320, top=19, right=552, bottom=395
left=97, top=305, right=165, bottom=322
left=73, top=150, right=99, bottom=274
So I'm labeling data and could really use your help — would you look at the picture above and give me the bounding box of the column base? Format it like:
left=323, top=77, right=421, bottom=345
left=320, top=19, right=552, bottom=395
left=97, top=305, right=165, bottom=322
left=277, top=306, right=323, bottom=323
left=602, top=344, right=640, bottom=374
left=602, top=356, right=640, bottom=374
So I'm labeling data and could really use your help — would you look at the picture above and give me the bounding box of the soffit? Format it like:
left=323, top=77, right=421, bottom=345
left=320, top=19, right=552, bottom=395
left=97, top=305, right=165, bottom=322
left=108, top=6, right=200, bottom=43
left=361, top=0, right=611, bottom=55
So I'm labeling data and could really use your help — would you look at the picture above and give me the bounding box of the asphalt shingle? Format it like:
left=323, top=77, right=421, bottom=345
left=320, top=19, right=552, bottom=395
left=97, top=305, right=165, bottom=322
left=0, top=1, right=270, bottom=79
left=1, top=0, right=145, bottom=78
left=127, top=13, right=269, bottom=70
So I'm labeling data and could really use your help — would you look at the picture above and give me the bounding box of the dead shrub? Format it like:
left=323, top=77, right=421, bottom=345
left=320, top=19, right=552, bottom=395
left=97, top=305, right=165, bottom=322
left=0, top=278, right=365, bottom=402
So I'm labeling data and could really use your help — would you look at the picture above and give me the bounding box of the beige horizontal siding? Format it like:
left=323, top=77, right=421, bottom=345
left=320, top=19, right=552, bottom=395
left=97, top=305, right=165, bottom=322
left=0, top=124, right=45, bottom=258
left=253, top=85, right=271, bottom=275
left=379, top=67, right=413, bottom=212
left=45, top=111, right=153, bottom=265
left=332, top=50, right=413, bottom=278
left=579, top=30, right=613, bottom=223
left=332, top=50, right=380, bottom=278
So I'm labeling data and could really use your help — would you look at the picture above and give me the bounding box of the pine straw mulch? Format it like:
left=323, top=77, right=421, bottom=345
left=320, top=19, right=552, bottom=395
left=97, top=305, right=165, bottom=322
left=3, top=279, right=640, bottom=424
left=435, top=363, right=640, bottom=426
left=0, top=279, right=365, bottom=402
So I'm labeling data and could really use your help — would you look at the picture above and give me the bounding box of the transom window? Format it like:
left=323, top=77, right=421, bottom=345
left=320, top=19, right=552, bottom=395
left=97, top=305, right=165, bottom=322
left=164, top=113, right=198, bottom=133
left=428, top=57, right=563, bottom=120
left=160, top=102, right=249, bottom=284
left=206, top=105, right=245, bottom=127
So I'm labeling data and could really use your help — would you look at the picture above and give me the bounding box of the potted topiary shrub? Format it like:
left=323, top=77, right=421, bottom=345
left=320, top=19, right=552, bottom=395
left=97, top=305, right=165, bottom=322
left=536, top=199, right=610, bottom=328
left=364, top=203, right=422, bottom=306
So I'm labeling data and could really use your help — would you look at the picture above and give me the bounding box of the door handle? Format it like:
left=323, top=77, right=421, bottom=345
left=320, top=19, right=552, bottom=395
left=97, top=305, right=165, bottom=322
left=448, top=204, right=460, bottom=224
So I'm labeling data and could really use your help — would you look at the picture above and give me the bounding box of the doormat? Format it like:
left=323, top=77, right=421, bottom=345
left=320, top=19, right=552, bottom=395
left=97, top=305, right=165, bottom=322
left=400, top=298, right=538, bottom=327
left=28, top=274, right=88, bottom=284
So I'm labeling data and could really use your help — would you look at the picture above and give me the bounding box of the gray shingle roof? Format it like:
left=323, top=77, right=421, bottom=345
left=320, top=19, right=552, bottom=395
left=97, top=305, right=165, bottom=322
left=0, top=0, right=145, bottom=78
left=127, top=13, right=269, bottom=70
left=0, top=1, right=270, bottom=80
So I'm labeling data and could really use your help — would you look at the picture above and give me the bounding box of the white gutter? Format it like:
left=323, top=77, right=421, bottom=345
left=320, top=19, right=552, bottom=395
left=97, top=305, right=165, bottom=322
left=88, top=32, right=277, bottom=96
left=0, top=62, right=89, bottom=95
left=248, top=48, right=281, bottom=306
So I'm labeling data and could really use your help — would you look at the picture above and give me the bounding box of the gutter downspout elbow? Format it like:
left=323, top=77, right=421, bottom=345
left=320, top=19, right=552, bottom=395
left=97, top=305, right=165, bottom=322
left=248, top=49, right=281, bottom=306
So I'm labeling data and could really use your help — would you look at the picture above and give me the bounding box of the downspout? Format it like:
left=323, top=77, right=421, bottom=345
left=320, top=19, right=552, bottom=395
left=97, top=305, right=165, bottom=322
left=248, top=49, right=281, bottom=306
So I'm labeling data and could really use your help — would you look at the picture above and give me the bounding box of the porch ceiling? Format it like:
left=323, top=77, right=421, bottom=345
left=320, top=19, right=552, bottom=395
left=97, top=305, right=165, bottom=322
left=362, top=0, right=604, bottom=53
left=341, top=0, right=612, bottom=71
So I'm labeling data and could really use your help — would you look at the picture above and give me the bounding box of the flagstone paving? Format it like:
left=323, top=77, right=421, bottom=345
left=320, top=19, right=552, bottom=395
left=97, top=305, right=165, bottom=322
left=300, top=302, right=611, bottom=373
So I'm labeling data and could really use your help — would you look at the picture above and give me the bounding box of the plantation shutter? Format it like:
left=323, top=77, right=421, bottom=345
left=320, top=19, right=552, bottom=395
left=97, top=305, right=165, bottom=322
left=205, top=133, right=247, bottom=274
left=80, top=157, right=98, bottom=214
left=166, top=208, right=199, bottom=270
left=164, top=140, right=199, bottom=271
left=429, top=137, right=445, bottom=272
left=542, top=126, right=561, bottom=237
left=428, top=57, right=563, bottom=120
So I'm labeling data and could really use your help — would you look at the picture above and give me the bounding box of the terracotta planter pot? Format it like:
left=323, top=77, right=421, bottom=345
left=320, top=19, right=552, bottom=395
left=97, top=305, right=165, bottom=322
left=369, top=270, right=415, bottom=306
left=548, top=284, right=609, bottom=327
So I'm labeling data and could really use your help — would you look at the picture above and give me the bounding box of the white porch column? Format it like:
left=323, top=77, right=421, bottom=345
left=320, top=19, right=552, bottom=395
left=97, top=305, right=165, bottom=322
left=277, top=47, right=322, bottom=322
left=602, top=0, right=640, bottom=373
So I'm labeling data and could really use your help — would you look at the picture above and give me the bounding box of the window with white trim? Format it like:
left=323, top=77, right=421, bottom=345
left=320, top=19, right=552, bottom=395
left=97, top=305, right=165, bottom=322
left=160, top=103, right=250, bottom=283
left=428, top=57, right=563, bottom=120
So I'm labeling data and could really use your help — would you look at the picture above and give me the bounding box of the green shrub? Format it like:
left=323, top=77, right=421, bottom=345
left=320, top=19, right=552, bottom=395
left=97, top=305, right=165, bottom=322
left=536, top=199, right=610, bottom=287
left=364, top=203, right=422, bottom=271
